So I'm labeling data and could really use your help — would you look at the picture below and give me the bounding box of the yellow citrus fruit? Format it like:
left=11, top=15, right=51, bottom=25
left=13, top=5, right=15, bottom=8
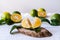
left=38, top=8, right=46, bottom=12
left=21, top=18, right=32, bottom=28
left=38, top=11, right=46, bottom=17
left=32, top=17, right=41, bottom=28
left=11, top=14, right=22, bottom=22
left=38, top=8, right=46, bottom=17
left=21, top=17, right=41, bottom=29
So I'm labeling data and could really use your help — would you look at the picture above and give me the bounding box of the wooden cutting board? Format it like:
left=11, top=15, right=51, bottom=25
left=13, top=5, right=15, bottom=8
left=17, top=27, right=52, bottom=38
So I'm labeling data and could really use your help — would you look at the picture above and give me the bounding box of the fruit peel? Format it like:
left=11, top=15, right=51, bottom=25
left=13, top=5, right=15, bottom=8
left=22, top=17, right=41, bottom=29
left=30, top=9, right=38, bottom=17
left=2, top=12, right=11, bottom=20
left=13, top=11, right=21, bottom=15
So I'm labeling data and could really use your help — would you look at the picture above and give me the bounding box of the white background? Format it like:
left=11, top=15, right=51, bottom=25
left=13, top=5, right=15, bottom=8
left=0, top=0, right=60, bottom=13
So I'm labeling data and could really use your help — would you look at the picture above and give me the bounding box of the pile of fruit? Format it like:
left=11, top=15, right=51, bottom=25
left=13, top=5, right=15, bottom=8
left=0, top=11, right=22, bottom=25
left=30, top=8, right=60, bottom=26
left=0, top=8, right=60, bottom=34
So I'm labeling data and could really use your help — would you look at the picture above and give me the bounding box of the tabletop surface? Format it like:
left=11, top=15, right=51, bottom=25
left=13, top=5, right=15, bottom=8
left=0, top=13, right=60, bottom=40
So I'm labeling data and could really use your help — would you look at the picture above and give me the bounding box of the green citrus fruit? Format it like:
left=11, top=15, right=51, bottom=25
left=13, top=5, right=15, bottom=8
left=2, top=12, right=11, bottom=20
left=51, top=13, right=60, bottom=21
left=13, top=11, right=21, bottom=15
left=51, top=13, right=60, bottom=25
left=30, top=9, right=38, bottom=17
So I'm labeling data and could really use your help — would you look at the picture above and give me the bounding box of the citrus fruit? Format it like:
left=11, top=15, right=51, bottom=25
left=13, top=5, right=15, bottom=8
left=30, top=9, right=38, bottom=17
left=21, top=17, right=41, bottom=29
left=38, top=12, right=46, bottom=17
left=32, top=17, right=41, bottom=28
left=2, top=12, right=11, bottom=20
left=51, top=13, right=60, bottom=20
left=50, top=13, right=60, bottom=25
left=21, top=18, right=32, bottom=28
left=38, top=8, right=46, bottom=12
left=11, top=14, right=22, bottom=22
left=13, top=11, right=21, bottom=14
left=38, top=8, right=46, bottom=17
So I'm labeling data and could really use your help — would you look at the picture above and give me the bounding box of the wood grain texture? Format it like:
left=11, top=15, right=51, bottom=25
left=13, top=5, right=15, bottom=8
left=17, top=27, right=52, bottom=38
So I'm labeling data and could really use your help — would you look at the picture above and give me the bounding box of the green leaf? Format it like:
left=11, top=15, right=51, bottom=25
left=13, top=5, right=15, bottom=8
left=0, top=19, right=6, bottom=25
left=34, top=27, right=41, bottom=32
left=10, top=25, right=22, bottom=34
left=29, top=27, right=41, bottom=33
left=38, top=17, right=50, bottom=24
left=5, top=19, right=14, bottom=25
